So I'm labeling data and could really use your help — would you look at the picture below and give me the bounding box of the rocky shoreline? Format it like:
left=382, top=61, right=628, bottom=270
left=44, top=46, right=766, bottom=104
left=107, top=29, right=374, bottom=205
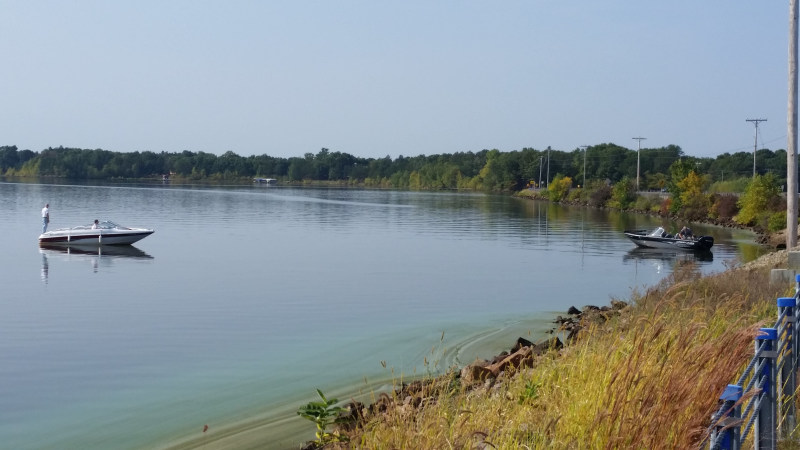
left=301, top=300, right=630, bottom=449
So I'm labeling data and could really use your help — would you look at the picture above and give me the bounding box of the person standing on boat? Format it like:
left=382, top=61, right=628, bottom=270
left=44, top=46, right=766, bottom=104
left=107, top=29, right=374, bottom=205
left=41, top=203, right=50, bottom=233
left=91, top=219, right=99, bottom=229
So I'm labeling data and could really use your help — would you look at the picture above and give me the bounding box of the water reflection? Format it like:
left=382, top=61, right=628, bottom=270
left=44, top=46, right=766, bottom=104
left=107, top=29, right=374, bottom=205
left=623, top=247, right=714, bottom=263
left=39, top=245, right=153, bottom=281
left=40, top=252, right=48, bottom=283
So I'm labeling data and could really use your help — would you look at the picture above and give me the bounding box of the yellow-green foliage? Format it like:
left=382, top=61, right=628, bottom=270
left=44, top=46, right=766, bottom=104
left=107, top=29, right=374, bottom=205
left=677, top=171, right=708, bottom=206
left=8, top=158, right=40, bottom=177
left=514, top=189, right=538, bottom=200
left=768, top=211, right=787, bottom=232
left=676, top=171, right=711, bottom=220
left=633, top=194, right=660, bottom=212
left=736, top=174, right=781, bottom=226
left=547, top=175, right=572, bottom=201
left=350, top=265, right=783, bottom=449
left=409, top=171, right=422, bottom=189
left=708, top=177, right=750, bottom=194
left=567, top=187, right=583, bottom=202
left=607, top=177, right=636, bottom=209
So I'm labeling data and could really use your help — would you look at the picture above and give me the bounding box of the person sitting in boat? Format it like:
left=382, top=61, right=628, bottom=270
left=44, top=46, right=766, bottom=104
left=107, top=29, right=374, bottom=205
left=678, top=226, right=693, bottom=239
left=91, top=219, right=99, bottom=229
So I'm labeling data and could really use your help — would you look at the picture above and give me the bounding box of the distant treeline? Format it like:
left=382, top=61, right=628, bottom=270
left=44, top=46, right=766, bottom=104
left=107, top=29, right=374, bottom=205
left=0, top=144, right=790, bottom=191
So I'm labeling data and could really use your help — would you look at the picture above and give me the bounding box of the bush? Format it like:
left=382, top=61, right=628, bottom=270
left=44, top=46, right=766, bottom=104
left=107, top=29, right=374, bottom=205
left=709, top=194, right=739, bottom=221
left=634, top=195, right=659, bottom=212
left=768, top=211, right=787, bottom=232
left=660, top=197, right=672, bottom=216
left=588, top=182, right=612, bottom=208
left=708, top=177, right=750, bottom=194
left=548, top=174, right=573, bottom=201
left=567, top=187, right=583, bottom=202
left=607, top=177, right=636, bottom=209
left=735, top=174, right=781, bottom=226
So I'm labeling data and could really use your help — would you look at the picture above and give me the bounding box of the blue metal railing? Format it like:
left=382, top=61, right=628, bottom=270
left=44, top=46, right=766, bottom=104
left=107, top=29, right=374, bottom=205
left=707, top=274, right=800, bottom=450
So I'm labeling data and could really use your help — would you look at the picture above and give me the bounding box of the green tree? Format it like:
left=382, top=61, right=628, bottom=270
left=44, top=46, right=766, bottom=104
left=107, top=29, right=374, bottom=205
left=676, top=171, right=710, bottom=220
left=607, top=176, right=636, bottom=209
left=644, top=172, right=668, bottom=191
left=735, top=174, right=782, bottom=227
left=667, top=159, right=696, bottom=213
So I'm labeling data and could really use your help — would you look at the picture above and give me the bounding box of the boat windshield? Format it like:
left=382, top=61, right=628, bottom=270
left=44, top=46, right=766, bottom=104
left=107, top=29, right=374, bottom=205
left=98, top=221, right=120, bottom=229
left=67, top=221, right=126, bottom=231
left=649, top=227, right=665, bottom=237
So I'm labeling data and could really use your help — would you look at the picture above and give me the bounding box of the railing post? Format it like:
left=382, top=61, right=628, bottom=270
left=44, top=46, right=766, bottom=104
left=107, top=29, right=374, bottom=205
left=712, top=384, right=743, bottom=450
left=755, top=327, right=778, bottom=450
left=778, top=297, right=797, bottom=436
left=795, top=275, right=800, bottom=372
left=795, top=274, right=800, bottom=297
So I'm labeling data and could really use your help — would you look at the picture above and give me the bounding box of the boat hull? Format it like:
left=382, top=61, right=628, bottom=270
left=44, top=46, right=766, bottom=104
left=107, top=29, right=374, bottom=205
left=39, top=230, right=153, bottom=246
left=624, top=231, right=713, bottom=251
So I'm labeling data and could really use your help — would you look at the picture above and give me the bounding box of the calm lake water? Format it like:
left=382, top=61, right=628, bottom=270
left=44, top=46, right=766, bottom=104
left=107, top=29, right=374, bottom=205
left=0, top=181, right=767, bottom=449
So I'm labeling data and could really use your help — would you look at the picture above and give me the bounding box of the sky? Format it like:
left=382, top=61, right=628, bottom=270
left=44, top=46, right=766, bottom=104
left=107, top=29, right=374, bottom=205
left=0, top=1, right=791, bottom=160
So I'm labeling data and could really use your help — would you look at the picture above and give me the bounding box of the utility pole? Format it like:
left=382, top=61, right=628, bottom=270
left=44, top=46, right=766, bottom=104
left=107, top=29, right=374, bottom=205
left=788, top=0, right=798, bottom=248
left=746, top=118, right=767, bottom=177
left=579, top=146, right=589, bottom=188
left=546, top=146, right=551, bottom=188
left=632, top=137, right=646, bottom=191
left=538, top=156, right=543, bottom=189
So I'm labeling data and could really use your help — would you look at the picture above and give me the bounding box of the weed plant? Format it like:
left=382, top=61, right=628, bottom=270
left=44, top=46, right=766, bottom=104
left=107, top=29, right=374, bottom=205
left=341, top=263, right=786, bottom=449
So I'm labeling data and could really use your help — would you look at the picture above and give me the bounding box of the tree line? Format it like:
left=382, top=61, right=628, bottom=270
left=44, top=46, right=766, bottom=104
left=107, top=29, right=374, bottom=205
left=523, top=161, right=786, bottom=233
left=0, top=144, right=791, bottom=192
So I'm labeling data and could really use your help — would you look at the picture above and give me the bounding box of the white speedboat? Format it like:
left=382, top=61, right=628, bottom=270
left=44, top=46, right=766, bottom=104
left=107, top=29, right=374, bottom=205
left=39, top=220, right=154, bottom=246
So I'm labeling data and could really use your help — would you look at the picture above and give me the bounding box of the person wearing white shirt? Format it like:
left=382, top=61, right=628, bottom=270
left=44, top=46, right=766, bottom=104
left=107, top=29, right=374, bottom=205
left=41, top=204, right=50, bottom=233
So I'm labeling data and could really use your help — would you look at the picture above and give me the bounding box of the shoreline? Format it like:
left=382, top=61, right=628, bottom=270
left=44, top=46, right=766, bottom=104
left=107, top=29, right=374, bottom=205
left=514, top=190, right=784, bottom=248
left=325, top=246, right=793, bottom=448
left=159, top=248, right=775, bottom=450
left=161, top=317, right=558, bottom=449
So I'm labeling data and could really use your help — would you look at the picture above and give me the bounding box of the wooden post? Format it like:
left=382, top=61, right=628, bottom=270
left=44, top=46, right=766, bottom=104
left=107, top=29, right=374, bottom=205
left=789, top=0, right=798, bottom=248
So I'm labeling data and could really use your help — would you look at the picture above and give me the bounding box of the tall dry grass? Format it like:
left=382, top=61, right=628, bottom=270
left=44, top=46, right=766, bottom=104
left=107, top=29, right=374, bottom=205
left=341, top=264, right=787, bottom=449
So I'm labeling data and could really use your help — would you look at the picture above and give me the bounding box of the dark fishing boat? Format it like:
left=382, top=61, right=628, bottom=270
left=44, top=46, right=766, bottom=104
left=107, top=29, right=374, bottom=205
left=623, top=227, right=714, bottom=251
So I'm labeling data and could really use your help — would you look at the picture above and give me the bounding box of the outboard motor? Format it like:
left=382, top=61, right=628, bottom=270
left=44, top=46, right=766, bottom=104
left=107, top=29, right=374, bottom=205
left=697, top=236, right=714, bottom=250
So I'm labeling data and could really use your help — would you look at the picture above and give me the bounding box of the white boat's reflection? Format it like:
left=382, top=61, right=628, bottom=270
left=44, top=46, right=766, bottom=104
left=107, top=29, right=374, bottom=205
left=623, top=247, right=714, bottom=263
left=40, top=244, right=153, bottom=258
left=39, top=245, right=153, bottom=282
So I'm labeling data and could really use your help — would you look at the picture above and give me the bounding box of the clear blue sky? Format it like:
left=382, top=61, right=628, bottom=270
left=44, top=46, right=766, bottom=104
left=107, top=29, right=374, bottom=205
left=0, top=1, right=790, bottom=159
